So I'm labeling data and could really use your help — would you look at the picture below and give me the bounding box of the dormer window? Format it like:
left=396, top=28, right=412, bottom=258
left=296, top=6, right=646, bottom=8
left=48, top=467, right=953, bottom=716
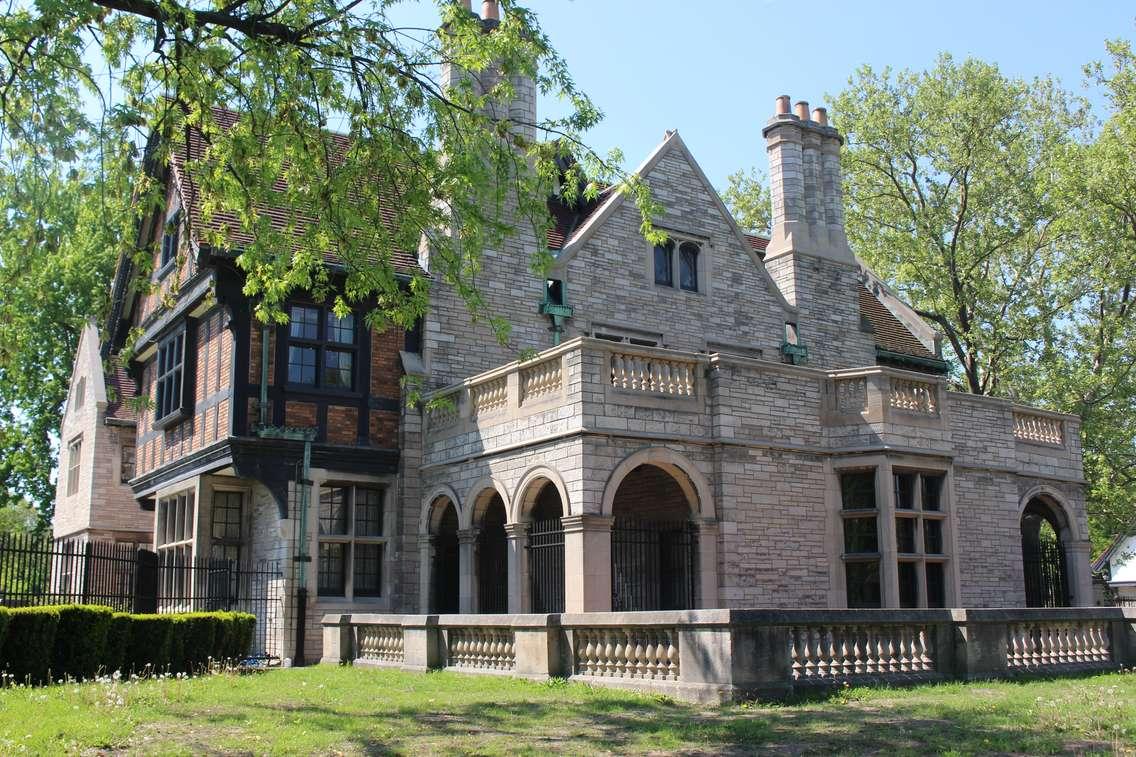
left=653, top=237, right=702, bottom=293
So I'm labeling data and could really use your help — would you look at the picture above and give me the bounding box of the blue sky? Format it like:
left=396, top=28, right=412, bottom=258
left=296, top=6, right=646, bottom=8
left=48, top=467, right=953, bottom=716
left=393, top=1, right=1134, bottom=190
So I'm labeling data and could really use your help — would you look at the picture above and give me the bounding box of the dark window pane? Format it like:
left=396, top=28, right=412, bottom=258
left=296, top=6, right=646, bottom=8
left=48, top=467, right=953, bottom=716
left=842, top=516, right=878, bottom=554
left=155, top=329, right=186, bottom=420
left=211, top=491, right=242, bottom=541
left=926, top=562, right=946, bottom=608
left=353, top=543, right=383, bottom=597
left=845, top=560, right=881, bottom=608
left=355, top=487, right=384, bottom=537
left=654, top=241, right=673, bottom=286
left=898, top=561, right=918, bottom=608
left=896, top=517, right=916, bottom=553
left=922, top=474, right=944, bottom=511
left=289, top=306, right=320, bottom=340
left=327, top=312, right=355, bottom=344
left=288, top=346, right=317, bottom=385
left=924, top=519, right=944, bottom=554
left=319, top=487, right=349, bottom=535
left=679, top=242, right=699, bottom=292
left=840, top=471, right=876, bottom=510
left=318, top=542, right=345, bottom=596
left=894, top=473, right=915, bottom=509
left=323, top=349, right=353, bottom=389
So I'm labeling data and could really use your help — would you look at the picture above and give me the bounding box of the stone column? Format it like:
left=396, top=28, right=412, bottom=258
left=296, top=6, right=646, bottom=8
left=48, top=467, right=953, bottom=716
left=562, top=514, right=613, bottom=613
left=696, top=519, right=720, bottom=609
left=1066, top=538, right=1094, bottom=607
left=458, top=528, right=478, bottom=613
left=505, top=522, right=529, bottom=613
left=417, top=534, right=434, bottom=613
left=878, top=463, right=900, bottom=608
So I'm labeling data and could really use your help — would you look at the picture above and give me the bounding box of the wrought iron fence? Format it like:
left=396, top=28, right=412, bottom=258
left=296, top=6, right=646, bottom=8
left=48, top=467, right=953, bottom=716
left=0, top=534, right=284, bottom=657
left=527, top=518, right=564, bottom=613
left=1023, top=537, right=1069, bottom=608
left=611, top=519, right=697, bottom=612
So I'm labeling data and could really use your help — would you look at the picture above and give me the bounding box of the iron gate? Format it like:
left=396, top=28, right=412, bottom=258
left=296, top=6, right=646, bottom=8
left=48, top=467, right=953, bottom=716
left=477, top=525, right=508, bottom=613
left=1023, top=537, right=1069, bottom=608
left=527, top=518, right=564, bottom=613
left=611, top=519, right=697, bottom=612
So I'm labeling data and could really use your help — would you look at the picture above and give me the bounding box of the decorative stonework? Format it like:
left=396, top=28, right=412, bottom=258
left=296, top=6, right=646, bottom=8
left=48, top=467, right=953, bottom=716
left=889, top=378, right=937, bottom=415
left=520, top=357, right=562, bottom=405
left=610, top=353, right=695, bottom=397
left=470, top=376, right=508, bottom=418
left=426, top=392, right=459, bottom=431
left=1013, top=412, right=1064, bottom=446
left=789, top=624, right=935, bottom=680
left=835, top=377, right=868, bottom=415
left=571, top=626, right=679, bottom=681
left=446, top=627, right=516, bottom=670
left=1006, top=621, right=1110, bottom=669
left=358, top=625, right=404, bottom=664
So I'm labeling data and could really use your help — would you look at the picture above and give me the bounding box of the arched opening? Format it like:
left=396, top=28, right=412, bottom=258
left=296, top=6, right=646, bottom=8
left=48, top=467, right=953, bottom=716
left=474, top=492, right=508, bottom=613
left=1021, top=497, right=1070, bottom=608
left=610, top=463, right=698, bottom=611
left=429, top=499, right=460, bottom=613
left=525, top=481, right=565, bottom=613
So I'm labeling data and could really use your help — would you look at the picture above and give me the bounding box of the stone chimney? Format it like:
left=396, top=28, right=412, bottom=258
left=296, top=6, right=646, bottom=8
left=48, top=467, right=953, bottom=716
left=439, top=0, right=537, bottom=145
left=763, top=96, right=851, bottom=264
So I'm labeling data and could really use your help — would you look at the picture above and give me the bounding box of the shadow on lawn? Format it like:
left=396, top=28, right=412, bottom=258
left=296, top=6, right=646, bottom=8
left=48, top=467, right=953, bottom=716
left=175, top=681, right=1113, bottom=755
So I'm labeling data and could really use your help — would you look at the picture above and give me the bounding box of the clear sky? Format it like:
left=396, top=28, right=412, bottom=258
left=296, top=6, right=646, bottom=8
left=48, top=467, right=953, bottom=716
left=393, top=0, right=1134, bottom=190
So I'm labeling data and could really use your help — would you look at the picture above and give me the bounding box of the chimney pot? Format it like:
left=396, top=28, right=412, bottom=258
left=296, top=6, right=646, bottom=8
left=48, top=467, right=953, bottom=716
left=794, top=101, right=810, bottom=121
left=481, top=0, right=499, bottom=20
left=775, top=95, right=791, bottom=116
left=458, top=0, right=472, bottom=10
left=812, top=107, right=828, bottom=127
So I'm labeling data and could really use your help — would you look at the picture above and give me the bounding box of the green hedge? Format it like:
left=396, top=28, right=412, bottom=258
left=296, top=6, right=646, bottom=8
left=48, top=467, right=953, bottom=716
left=0, top=606, right=256, bottom=684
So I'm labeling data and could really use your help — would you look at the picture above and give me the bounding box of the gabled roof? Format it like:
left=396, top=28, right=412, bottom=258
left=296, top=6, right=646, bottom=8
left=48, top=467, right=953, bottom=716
left=546, top=188, right=613, bottom=250
left=104, top=359, right=137, bottom=423
left=858, top=286, right=938, bottom=362
left=167, top=106, right=422, bottom=274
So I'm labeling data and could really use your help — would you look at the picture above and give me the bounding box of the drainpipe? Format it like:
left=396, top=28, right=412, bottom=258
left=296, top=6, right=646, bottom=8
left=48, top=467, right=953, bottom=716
left=259, top=323, right=270, bottom=428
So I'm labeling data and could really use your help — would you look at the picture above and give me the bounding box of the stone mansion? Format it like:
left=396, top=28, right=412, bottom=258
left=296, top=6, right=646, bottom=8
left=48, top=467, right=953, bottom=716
left=52, top=2, right=1090, bottom=663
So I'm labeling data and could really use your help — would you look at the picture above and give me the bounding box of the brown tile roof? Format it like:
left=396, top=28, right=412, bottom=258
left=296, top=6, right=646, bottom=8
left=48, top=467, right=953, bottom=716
left=168, top=106, right=422, bottom=274
left=744, top=234, right=769, bottom=255
left=105, top=360, right=137, bottom=422
left=546, top=188, right=612, bottom=250
left=858, top=285, right=937, bottom=362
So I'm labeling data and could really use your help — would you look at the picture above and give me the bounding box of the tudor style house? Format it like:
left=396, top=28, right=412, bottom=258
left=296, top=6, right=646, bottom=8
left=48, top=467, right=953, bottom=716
left=54, top=0, right=1092, bottom=664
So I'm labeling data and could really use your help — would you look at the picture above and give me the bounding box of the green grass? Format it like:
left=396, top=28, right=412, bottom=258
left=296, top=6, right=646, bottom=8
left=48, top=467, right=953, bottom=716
left=0, top=665, right=1134, bottom=754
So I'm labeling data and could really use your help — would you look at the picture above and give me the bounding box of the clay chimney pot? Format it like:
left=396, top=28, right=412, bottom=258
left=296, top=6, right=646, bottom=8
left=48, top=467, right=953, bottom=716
left=481, top=0, right=499, bottom=20
left=794, top=100, right=810, bottom=121
left=775, top=95, right=791, bottom=116
left=812, top=107, right=828, bottom=127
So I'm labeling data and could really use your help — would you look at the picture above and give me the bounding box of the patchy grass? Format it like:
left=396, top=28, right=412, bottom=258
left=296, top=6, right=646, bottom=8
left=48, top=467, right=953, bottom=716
left=0, top=665, right=1134, bottom=754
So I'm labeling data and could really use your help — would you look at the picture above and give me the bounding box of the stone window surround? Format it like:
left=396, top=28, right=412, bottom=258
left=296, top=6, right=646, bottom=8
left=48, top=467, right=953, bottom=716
left=647, top=229, right=710, bottom=297
left=308, top=470, right=396, bottom=609
left=829, top=454, right=960, bottom=609
left=65, top=434, right=82, bottom=497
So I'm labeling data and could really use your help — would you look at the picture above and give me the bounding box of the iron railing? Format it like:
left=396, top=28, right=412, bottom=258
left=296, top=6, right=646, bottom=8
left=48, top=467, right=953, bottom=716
left=611, top=519, right=697, bottom=612
left=527, top=518, right=564, bottom=613
left=1023, top=537, right=1069, bottom=608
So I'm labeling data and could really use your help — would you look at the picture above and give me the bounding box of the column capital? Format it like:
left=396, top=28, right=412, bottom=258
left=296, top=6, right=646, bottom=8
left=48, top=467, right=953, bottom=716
left=504, top=522, right=528, bottom=539
left=561, top=514, right=614, bottom=534
left=457, top=528, right=479, bottom=545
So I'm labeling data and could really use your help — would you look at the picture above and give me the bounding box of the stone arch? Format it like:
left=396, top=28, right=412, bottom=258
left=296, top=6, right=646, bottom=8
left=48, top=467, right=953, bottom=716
left=461, top=477, right=510, bottom=530
left=1018, top=486, right=1080, bottom=543
left=601, top=447, right=714, bottom=519
left=511, top=465, right=571, bottom=524
left=1019, top=487, right=1077, bottom=608
left=420, top=485, right=462, bottom=535
left=419, top=490, right=461, bottom=614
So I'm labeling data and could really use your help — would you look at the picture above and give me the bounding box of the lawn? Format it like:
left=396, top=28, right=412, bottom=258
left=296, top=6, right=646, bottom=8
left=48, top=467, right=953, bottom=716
left=0, top=665, right=1133, bottom=755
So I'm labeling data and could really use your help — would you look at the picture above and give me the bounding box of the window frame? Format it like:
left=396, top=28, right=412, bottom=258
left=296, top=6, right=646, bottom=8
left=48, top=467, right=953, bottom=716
left=157, top=208, right=182, bottom=278
left=285, top=303, right=359, bottom=394
left=838, top=468, right=882, bottom=609
left=120, top=442, right=135, bottom=484
left=154, top=321, right=195, bottom=429
left=209, top=489, right=244, bottom=565
left=155, top=489, right=196, bottom=609
left=66, top=435, right=83, bottom=497
left=316, top=483, right=389, bottom=600
left=893, top=469, right=950, bottom=609
left=651, top=234, right=705, bottom=294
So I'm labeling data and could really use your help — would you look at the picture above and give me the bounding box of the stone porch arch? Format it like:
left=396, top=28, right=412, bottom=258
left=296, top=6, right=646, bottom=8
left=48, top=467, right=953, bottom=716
left=511, top=465, right=571, bottom=524
left=509, top=465, right=570, bottom=614
left=600, top=447, right=715, bottom=520
left=418, top=489, right=461, bottom=614
left=463, top=478, right=510, bottom=614
left=461, top=477, right=510, bottom=530
left=1017, top=486, right=1090, bottom=607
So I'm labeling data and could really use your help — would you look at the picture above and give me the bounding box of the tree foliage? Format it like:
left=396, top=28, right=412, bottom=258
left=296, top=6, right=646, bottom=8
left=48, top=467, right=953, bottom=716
left=0, top=0, right=657, bottom=520
left=721, top=167, right=771, bottom=235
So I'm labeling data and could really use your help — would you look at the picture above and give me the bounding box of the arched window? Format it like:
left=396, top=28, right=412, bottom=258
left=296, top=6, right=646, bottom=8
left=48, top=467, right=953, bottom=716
left=653, top=240, right=674, bottom=286
left=678, top=242, right=699, bottom=292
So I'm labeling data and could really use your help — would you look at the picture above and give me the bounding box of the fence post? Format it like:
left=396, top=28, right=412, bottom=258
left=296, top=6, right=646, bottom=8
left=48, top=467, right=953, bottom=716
left=321, top=614, right=354, bottom=664
left=951, top=610, right=1009, bottom=680
left=133, top=549, right=159, bottom=614
left=401, top=616, right=441, bottom=671
left=80, top=541, right=93, bottom=604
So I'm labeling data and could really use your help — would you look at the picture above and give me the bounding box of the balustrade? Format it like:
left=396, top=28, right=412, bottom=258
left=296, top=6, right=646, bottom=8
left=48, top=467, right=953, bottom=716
left=470, top=377, right=508, bottom=418
left=426, top=393, right=459, bottom=431
left=889, top=378, right=938, bottom=415
left=835, top=377, right=868, bottom=415
left=357, top=625, right=404, bottom=664
left=789, top=624, right=935, bottom=681
left=610, top=353, right=696, bottom=397
left=1013, top=412, right=1064, bottom=446
left=571, top=626, right=679, bottom=681
left=1006, top=621, right=1111, bottom=669
left=445, top=627, right=516, bottom=671
left=520, top=358, right=562, bottom=405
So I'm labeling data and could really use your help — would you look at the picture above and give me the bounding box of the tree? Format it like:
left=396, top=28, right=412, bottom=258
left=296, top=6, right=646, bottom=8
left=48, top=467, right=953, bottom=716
left=830, top=54, right=1085, bottom=395
left=721, top=167, right=771, bottom=235
left=0, top=1, right=657, bottom=520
